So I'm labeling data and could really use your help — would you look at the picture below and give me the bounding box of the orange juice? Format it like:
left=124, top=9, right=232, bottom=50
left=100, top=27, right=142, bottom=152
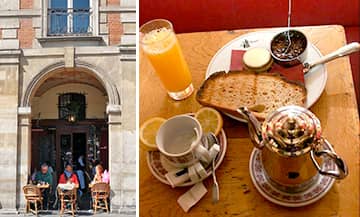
left=142, top=28, right=192, bottom=93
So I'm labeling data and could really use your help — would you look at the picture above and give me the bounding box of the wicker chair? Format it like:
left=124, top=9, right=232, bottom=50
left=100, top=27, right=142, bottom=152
left=57, top=186, right=77, bottom=216
left=91, top=182, right=110, bottom=213
left=23, top=185, right=43, bottom=216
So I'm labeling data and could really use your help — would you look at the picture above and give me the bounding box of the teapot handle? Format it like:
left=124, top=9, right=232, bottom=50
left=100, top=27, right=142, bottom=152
left=310, top=139, right=348, bottom=179
left=237, top=107, right=264, bottom=149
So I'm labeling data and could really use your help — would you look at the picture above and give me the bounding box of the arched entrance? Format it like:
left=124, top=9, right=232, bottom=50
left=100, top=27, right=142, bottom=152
left=17, top=61, right=121, bottom=210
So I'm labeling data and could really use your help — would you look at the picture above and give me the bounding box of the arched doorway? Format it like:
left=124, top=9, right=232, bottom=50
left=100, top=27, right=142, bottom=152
left=18, top=61, right=121, bottom=210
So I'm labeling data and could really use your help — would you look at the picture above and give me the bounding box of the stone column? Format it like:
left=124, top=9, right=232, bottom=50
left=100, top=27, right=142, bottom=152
left=107, top=104, right=123, bottom=213
left=107, top=104, right=135, bottom=215
left=16, top=107, right=32, bottom=212
left=0, top=52, right=20, bottom=214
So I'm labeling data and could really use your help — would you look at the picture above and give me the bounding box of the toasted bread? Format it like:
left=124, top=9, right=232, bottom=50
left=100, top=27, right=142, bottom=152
left=196, top=70, right=306, bottom=120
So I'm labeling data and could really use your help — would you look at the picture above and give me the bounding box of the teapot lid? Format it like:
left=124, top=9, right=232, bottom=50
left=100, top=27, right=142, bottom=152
left=261, top=105, right=322, bottom=157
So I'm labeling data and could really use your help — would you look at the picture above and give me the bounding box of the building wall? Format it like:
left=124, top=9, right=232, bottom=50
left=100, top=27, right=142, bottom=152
left=0, top=0, right=136, bottom=49
left=0, top=63, right=19, bottom=210
left=0, top=0, right=136, bottom=214
left=31, top=83, right=107, bottom=119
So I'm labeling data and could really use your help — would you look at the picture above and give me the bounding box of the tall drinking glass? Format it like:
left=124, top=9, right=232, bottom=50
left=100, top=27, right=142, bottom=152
left=140, top=19, right=194, bottom=100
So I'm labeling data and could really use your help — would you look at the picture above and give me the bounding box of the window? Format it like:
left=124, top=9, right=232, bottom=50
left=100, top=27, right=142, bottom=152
left=48, top=0, right=91, bottom=36
left=58, top=93, right=86, bottom=121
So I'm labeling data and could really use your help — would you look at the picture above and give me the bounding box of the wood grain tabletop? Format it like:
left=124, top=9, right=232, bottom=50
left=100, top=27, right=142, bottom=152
left=139, top=25, right=360, bottom=217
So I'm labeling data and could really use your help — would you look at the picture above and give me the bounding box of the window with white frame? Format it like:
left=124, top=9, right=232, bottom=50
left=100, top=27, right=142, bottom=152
left=48, top=0, right=92, bottom=36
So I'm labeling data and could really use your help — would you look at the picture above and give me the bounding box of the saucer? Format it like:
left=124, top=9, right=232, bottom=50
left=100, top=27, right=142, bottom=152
left=147, top=129, right=227, bottom=187
left=249, top=142, right=336, bottom=207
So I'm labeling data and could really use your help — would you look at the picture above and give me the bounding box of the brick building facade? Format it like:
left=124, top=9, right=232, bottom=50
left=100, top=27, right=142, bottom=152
left=0, top=0, right=136, bottom=214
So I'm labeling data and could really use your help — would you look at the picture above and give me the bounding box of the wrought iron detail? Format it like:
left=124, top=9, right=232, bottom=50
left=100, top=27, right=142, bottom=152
left=48, top=8, right=93, bottom=36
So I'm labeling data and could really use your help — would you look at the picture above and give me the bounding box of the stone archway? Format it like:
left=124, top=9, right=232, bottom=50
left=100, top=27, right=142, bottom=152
left=17, top=60, right=122, bottom=211
left=20, top=60, right=120, bottom=108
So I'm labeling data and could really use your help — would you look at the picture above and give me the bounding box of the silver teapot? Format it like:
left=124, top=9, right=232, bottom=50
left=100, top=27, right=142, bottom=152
left=238, top=105, right=348, bottom=189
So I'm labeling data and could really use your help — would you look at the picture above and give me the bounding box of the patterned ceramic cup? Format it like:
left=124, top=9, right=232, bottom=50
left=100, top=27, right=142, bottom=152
left=156, top=115, right=209, bottom=168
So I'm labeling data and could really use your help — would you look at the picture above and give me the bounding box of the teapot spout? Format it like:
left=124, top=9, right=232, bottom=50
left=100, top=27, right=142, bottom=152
left=237, top=107, right=264, bottom=149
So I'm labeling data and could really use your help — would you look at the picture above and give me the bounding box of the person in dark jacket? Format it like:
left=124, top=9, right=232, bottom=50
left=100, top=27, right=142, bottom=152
left=35, top=163, right=53, bottom=209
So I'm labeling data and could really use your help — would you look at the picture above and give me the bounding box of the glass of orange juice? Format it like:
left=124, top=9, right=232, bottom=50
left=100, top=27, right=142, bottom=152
left=140, top=19, right=194, bottom=100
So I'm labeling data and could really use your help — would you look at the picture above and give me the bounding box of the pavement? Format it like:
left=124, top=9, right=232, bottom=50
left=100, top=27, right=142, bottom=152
left=0, top=210, right=135, bottom=217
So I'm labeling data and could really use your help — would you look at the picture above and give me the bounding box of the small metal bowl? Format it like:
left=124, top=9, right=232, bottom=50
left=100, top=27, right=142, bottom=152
left=270, top=30, right=308, bottom=67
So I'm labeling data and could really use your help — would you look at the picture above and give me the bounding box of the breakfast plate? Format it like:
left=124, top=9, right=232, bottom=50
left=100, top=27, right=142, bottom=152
left=146, top=129, right=227, bottom=187
left=206, top=30, right=327, bottom=121
left=249, top=141, right=336, bottom=207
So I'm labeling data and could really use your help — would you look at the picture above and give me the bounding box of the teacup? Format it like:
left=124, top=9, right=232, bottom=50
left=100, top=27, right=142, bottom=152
left=156, top=115, right=210, bottom=168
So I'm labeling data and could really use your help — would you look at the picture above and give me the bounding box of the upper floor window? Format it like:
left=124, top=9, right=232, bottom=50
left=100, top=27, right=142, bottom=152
left=48, top=0, right=92, bottom=36
left=58, top=93, right=86, bottom=121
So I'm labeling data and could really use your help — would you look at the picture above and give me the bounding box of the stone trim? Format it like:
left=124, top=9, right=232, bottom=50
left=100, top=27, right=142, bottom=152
left=0, top=9, right=41, bottom=17
left=0, top=39, right=20, bottom=49
left=22, top=46, right=120, bottom=57
left=21, top=60, right=121, bottom=107
left=107, top=120, right=122, bottom=125
left=0, top=49, right=21, bottom=64
left=99, top=6, right=135, bottom=13
left=120, top=55, right=136, bottom=61
left=121, top=20, right=136, bottom=24
left=18, top=107, right=31, bottom=116
left=119, top=45, right=136, bottom=59
left=106, top=104, right=122, bottom=114
left=37, top=36, right=104, bottom=42
left=0, top=58, right=20, bottom=64
left=64, top=47, right=75, bottom=68
left=0, top=50, right=21, bottom=56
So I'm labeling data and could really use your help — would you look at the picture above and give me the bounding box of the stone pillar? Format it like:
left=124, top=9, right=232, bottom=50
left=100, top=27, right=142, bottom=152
left=107, top=104, right=123, bottom=213
left=107, top=103, right=135, bottom=215
left=16, top=107, right=32, bottom=211
left=0, top=51, right=20, bottom=214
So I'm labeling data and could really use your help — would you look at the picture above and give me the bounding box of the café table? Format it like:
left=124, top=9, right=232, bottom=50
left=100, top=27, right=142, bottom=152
left=36, top=183, right=50, bottom=189
left=139, top=25, right=359, bottom=217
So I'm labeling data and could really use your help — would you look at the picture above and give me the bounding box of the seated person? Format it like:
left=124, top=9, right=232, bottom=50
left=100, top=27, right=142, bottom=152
left=92, top=164, right=110, bottom=184
left=74, top=156, right=86, bottom=192
left=35, top=163, right=53, bottom=209
left=91, top=160, right=100, bottom=177
left=58, top=164, right=79, bottom=188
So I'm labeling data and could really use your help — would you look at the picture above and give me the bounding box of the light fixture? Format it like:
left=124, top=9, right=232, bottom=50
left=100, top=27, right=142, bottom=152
left=67, top=114, right=76, bottom=123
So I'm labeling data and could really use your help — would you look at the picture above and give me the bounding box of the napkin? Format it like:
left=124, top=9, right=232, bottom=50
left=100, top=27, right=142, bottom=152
left=177, top=182, right=207, bottom=212
left=230, top=50, right=305, bottom=84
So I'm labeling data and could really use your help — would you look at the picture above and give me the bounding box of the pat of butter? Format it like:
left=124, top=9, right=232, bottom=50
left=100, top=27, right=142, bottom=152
left=243, top=47, right=271, bottom=69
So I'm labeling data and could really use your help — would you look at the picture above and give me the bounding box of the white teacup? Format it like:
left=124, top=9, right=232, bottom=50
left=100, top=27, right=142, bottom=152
left=156, top=115, right=210, bottom=168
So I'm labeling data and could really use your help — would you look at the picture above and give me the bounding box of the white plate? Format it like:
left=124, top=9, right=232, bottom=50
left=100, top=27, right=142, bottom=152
left=146, top=129, right=227, bottom=187
left=206, top=30, right=327, bottom=121
left=249, top=142, right=336, bottom=207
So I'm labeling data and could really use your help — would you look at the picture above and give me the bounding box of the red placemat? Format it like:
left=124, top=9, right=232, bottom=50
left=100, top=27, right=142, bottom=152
left=230, top=50, right=305, bottom=84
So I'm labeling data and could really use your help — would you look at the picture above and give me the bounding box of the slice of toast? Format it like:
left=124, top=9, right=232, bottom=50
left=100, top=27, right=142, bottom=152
left=196, top=70, right=306, bottom=120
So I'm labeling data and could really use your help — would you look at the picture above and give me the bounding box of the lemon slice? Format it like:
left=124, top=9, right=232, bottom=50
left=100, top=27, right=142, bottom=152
left=140, top=117, right=166, bottom=151
left=195, top=107, right=223, bottom=136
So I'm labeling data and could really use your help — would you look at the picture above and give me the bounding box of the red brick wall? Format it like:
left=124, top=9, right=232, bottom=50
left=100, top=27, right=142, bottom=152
left=20, top=0, right=33, bottom=9
left=108, top=14, right=123, bottom=45
left=106, top=0, right=123, bottom=45
left=18, top=19, right=35, bottom=48
left=107, top=0, right=120, bottom=5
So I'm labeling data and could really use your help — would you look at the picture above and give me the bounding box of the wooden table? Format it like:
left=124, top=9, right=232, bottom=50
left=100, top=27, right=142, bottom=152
left=140, top=25, right=359, bottom=217
left=36, top=184, right=50, bottom=189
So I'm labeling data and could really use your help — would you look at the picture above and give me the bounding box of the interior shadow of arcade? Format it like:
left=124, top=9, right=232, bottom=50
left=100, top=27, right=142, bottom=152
left=29, top=67, right=110, bottom=211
